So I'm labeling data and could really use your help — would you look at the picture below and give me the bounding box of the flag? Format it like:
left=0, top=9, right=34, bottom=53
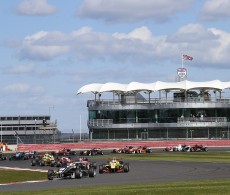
left=183, top=54, right=193, bottom=60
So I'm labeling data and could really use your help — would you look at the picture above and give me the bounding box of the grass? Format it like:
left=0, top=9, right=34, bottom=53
left=0, top=169, right=46, bottom=184
left=1, top=179, right=230, bottom=195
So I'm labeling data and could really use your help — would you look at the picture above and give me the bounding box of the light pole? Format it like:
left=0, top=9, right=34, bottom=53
left=190, top=130, right=194, bottom=139
left=72, top=129, right=74, bottom=143
left=49, top=106, right=54, bottom=120
left=80, top=115, right=82, bottom=141
left=1, top=122, right=2, bottom=143
left=34, top=119, right=37, bottom=144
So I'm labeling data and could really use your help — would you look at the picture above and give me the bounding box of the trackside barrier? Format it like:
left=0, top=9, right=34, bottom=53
left=17, top=140, right=230, bottom=151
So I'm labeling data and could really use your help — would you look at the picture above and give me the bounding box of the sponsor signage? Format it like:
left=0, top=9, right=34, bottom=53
left=177, top=68, right=187, bottom=79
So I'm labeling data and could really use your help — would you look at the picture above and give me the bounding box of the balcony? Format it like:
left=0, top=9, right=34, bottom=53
left=88, top=117, right=229, bottom=128
left=87, top=97, right=230, bottom=108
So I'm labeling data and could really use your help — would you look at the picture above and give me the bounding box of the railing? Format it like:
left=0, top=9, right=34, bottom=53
left=88, top=119, right=113, bottom=127
left=88, top=117, right=228, bottom=127
left=177, top=117, right=227, bottom=123
left=87, top=97, right=230, bottom=107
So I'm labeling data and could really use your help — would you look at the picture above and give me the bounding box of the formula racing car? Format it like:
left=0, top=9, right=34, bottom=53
left=47, top=158, right=96, bottom=180
left=31, top=153, right=58, bottom=167
left=190, top=144, right=208, bottom=152
left=80, top=148, right=103, bottom=156
left=51, top=148, right=77, bottom=156
left=9, top=152, right=29, bottom=160
left=164, top=144, right=191, bottom=152
left=0, top=153, right=7, bottom=160
left=99, top=158, right=129, bottom=174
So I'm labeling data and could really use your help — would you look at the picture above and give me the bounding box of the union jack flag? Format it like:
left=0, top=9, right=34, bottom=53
left=183, top=54, right=193, bottom=60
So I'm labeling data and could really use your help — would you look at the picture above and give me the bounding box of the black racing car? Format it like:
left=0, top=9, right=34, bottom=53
left=80, top=148, right=103, bottom=156
left=47, top=161, right=96, bottom=180
left=0, top=153, right=7, bottom=161
left=9, top=152, right=29, bottom=160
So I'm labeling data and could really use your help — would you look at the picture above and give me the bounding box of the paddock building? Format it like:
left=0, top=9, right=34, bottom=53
left=77, top=80, right=230, bottom=140
left=0, top=115, right=59, bottom=144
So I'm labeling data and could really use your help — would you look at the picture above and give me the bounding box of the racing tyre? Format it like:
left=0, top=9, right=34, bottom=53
left=50, top=161, right=55, bottom=167
left=99, top=165, right=104, bottom=174
left=124, top=164, right=129, bottom=172
left=56, top=162, right=61, bottom=167
left=31, top=159, right=36, bottom=166
left=47, top=169, right=54, bottom=180
left=40, top=161, right=45, bottom=166
left=92, top=162, right=97, bottom=169
left=88, top=168, right=96, bottom=177
left=75, top=170, right=83, bottom=179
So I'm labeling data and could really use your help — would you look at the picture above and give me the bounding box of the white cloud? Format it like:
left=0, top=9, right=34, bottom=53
left=15, top=25, right=230, bottom=68
left=16, top=0, right=57, bottom=16
left=167, top=23, right=218, bottom=43
left=3, top=83, right=44, bottom=95
left=200, top=0, right=230, bottom=21
left=5, top=64, right=35, bottom=74
left=19, top=31, right=70, bottom=60
left=76, top=0, right=193, bottom=23
left=113, top=26, right=152, bottom=41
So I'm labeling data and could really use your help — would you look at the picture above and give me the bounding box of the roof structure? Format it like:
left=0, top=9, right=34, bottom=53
left=77, top=80, right=230, bottom=95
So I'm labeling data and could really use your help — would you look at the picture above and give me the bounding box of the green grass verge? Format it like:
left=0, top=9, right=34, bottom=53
left=0, top=169, right=46, bottom=184
left=1, top=179, right=230, bottom=195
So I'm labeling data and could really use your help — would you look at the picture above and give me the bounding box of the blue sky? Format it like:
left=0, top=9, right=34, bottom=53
left=1, top=0, right=230, bottom=133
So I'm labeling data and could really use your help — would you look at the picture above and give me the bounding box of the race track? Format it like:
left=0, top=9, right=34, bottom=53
left=1, top=147, right=230, bottom=192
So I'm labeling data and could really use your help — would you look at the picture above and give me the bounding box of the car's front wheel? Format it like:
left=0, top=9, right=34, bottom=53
left=47, top=169, right=54, bottom=180
left=75, top=170, right=83, bottom=179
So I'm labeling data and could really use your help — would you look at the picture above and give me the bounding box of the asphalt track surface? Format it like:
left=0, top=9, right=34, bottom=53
left=1, top=147, right=230, bottom=192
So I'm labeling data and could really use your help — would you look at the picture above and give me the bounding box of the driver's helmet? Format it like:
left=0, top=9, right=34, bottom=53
left=69, top=163, right=74, bottom=167
left=78, top=157, right=83, bottom=162
left=112, top=157, right=117, bottom=163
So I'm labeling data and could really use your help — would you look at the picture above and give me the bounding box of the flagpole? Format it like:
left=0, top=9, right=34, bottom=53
left=182, top=54, right=184, bottom=68
left=80, top=114, right=81, bottom=141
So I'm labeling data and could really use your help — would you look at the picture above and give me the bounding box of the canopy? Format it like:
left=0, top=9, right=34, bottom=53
left=77, top=80, right=230, bottom=95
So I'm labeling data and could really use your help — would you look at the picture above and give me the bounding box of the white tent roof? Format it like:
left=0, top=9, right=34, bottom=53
left=77, top=80, right=230, bottom=95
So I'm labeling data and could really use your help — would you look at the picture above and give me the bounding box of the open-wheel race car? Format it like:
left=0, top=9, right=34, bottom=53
left=112, top=146, right=136, bottom=154
left=56, top=156, right=73, bottom=167
left=164, top=144, right=191, bottom=152
left=47, top=157, right=97, bottom=180
left=99, top=158, right=129, bottom=174
left=9, top=152, right=29, bottom=160
left=113, top=146, right=150, bottom=154
left=136, top=146, right=153, bottom=153
left=51, top=148, right=77, bottom=156
left=80, top=148, right=103, bottom=156
left=190, top=144, right=208, bottom=152
left=0, top=152, right=7, bottom=161
left=31, top=153, right=59, bottom=167
left=112, top=148, right=125, bottom=153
